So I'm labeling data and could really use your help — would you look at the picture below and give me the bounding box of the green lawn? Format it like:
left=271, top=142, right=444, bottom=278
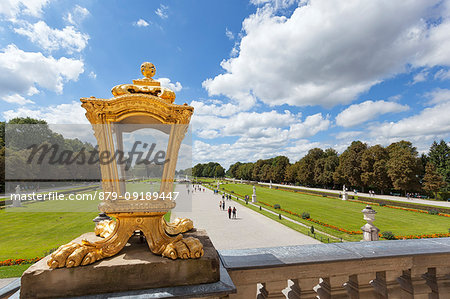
left=220, top=183, right=450, bottom=240
left=0, top=182, right=172, bottom=278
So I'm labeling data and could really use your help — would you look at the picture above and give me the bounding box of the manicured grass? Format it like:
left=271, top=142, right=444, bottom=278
left=0, top=182, right=174, bottom=278
left=0, top=264, right=32, bottom=278
left=220, top=184, right=450, bottom=240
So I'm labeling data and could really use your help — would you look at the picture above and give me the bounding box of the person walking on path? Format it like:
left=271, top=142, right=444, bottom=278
left=232, top=207, right=237, bottom=219
left=222, top=201, right=225, bottom=210
left=219, top=201, right=222, bottom=210
left=228, top=206, right=232, bottom=219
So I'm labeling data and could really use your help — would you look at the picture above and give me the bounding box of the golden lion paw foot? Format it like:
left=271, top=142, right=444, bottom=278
left=47, top=241, right=102, bottom=269
left=164, top=217, right=194, bottom=235
left=162, top=237, right=204, bottom=260
left=95, top=219, right=116, bottom=238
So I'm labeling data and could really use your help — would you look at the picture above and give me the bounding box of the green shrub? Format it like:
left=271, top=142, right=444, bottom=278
left=302, top=212, right=310, bottom=219
left=428, top=209, right=439, bottom=215
left=436, top=192, right=450, bottom=201
left=379, top=203, right=386, bottom=207
left=381, top=231, right=396, bottom=240
left=274, top=204, right=281, bottom=209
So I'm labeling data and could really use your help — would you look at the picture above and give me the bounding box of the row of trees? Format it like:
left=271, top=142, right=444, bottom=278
left=0, top=117, right=101, bottom=193
left=224, top=140, right=449, bottom=197
left=192, top=162, right=225, bottom=178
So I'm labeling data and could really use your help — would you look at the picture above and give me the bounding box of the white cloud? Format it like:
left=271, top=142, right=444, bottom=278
left=411, top=71, right=428, bottom=84
left=2, top=94, right=34, bottom=105
left=288, top=113, right=330, bottom=138
left=2, top=101, right=88, bottom=124
left=134, top=19, right=150, bottom=27
left=335, top=131, right=362, bottom=140
left=88, top=71, right=96, bottom=79
left=425, top=88, right=450, bottom=105
left=434, top=69, right=450, bottom=80
left=0, top=44, right=84, bottom=99
left=64, top=5, right=89, bottom=26
left=250, top=0, right=299, bottom=10
left=225, top=28, right=234, bottom=40
left=336, top=100, right=409, bottom=128
left=192, top=110, right=329, bottom=142
left=370, top=102, right=450, bottom=139
left=14, top=21, right=89, bottom=53
left=155, top=4, right=168, bottom=19
left=158, top=77, right=182, bottom=92
left=203, top=0, right=450, bottom=108
left=190, top=100, right=241, bottom=117
left=0, top=0, right=50, bottom=18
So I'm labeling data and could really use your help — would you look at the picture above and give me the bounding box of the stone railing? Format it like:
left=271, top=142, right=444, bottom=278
left=219, top=237, right=450, bottom=298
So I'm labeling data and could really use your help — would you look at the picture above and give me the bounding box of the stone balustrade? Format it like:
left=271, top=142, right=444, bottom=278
left=219, top=237, right=450, bottom=299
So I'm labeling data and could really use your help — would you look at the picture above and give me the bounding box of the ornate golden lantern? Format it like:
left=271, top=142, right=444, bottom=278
left=47, top=62, right=203, bottom=268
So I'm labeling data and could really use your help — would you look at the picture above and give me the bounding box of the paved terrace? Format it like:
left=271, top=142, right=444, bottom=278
left=171, top=185, right=320, bottom=250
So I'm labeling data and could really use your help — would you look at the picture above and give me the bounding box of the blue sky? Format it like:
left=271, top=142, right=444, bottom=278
left=1, top=0, right=449, bottom=168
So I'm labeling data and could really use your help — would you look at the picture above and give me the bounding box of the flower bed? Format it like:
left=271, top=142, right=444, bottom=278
left=349, top=199, right=450, bottom=217
left=380, top=233, right=450, bottom=240
left=0, top=257, right=42, bottom=267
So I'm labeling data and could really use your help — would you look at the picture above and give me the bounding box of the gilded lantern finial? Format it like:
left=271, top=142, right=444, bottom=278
left=141, top=62, right=156, bottom=78
left=111, top=62, right=176, bottom=102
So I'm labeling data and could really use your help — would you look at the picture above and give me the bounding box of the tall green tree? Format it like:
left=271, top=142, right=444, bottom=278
left=314, top=148, right=338, bottom=187
left=333, top=141, right=367, bottom=190
left=387, top=141, right=422, bottom=194
left=226, top=161, right=242, bottom=178
left=285, top=161, right=300, bottom=184
left=361, top=145, right=391, bottom=194
left=427, top=140, right=450, bottom=189
left=423, top=163, right=446, bottom=198
left=271, top=156, right=290, bottom=183
left=297, top=148, right=324, bottom=186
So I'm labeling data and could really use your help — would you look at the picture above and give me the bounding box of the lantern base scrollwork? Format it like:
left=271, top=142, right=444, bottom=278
left=47, top=213, right=203, bottom=269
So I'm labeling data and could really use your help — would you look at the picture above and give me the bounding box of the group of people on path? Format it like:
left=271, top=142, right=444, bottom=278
left=222, top=193, right=232, bottom=201
left=219, top=200, right=237, bottom=219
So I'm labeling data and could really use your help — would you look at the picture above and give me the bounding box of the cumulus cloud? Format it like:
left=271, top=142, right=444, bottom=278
left=0, top=0, right=50, bottom=18
left=203, top=0, right=450, bottom=108
left=64, top=5, right=89, bottom=26
left=336, top=100, right=409, bottom=128
left=434, top=69, right=450, bottom=80
left=134, top=19, right=150, bottom=27
left=335, top=131, right=363, bottom=140
left=158, top=77, right=182, bottom=92
left=370, top=102, right=450, bottom=139
left=191, top=110, right=329, bottom=143
left=425, top=88, right=450, bottom=105
left=0, top=44, right=84, bottom=100
left=225, top=28, right=234, bottom=40
left=2, top=94, right=34, bottom=105
left=190, top=100, right=241, bottom=117
left=250, top=0, right=299, bottom=10
left=155, top=4, right=168, bottom=19
left=411, top=71, right=428, bottom=84
left=2, top=101, right=88, bottom=124
left=14, top=21, right=89, bottom=53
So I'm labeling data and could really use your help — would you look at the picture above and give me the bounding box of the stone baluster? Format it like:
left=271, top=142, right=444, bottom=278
left=313, top=277, right=331, bottom=299
left=396, top=269, right=414, bottom=298
left=343, top=275, right=360, bottom=299
left=435, top=266, right=450, bottom=297
left=257, top=281, right=288, bottom=298
left=370, top=271, right=388, bottom=299
left=421, top=268, right=439, bottom=299
left=285, top=279, right=301, bottom=299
